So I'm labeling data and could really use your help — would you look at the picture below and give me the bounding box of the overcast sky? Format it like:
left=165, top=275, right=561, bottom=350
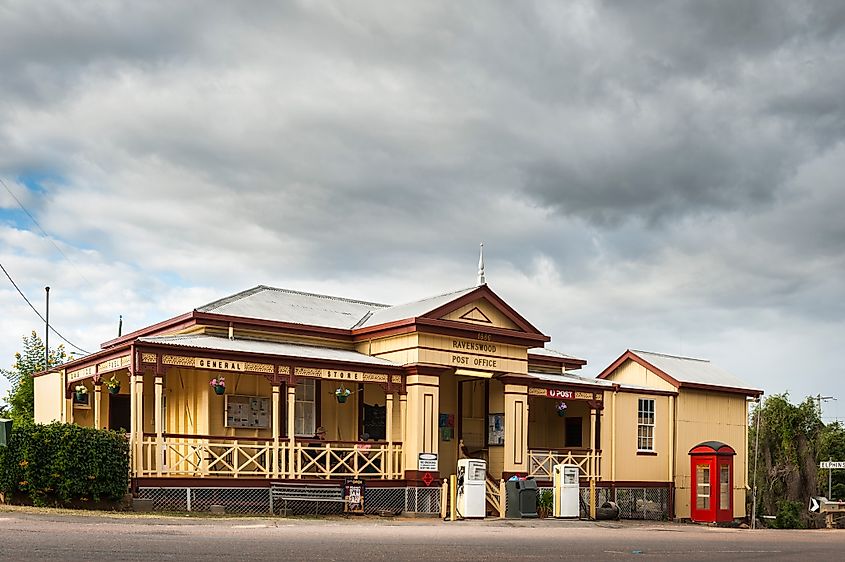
left=2, top=1, right=844, bottom=421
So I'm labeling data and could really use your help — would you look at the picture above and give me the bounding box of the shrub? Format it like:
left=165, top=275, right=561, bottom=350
left=773, top=499, right=805, bottom=529
left=0, top=421, right=129, bottom=506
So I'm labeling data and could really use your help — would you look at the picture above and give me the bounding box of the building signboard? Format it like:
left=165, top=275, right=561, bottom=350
left=68, top=366, right=95, bottom=382
left=418, top=452, right=438, bottom=471
left=528, top=387, right=603, bottom=401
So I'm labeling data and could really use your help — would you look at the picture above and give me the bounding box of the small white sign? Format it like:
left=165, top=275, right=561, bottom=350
left=820, top=461, right=845, bottom=469
left=809, top=497, right=821, bottom=513
left=418, top=452, right=438, bottom=471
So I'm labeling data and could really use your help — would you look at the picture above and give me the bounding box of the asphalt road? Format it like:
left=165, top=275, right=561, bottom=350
left=1, top=507, right=843, bottom=561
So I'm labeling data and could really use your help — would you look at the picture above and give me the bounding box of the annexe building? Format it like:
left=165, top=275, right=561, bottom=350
left=33, top=283, right=761, bottom=520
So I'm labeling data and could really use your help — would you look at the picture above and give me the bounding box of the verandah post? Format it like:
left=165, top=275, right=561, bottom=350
left=287, top=383, right=296, bottom=478
left=386, top=392, right=394, bottom=479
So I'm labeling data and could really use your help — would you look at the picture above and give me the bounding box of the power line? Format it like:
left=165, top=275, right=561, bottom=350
left=0, top=176, right=95, bottom=288
left=0, top=261, right=90, bottom=355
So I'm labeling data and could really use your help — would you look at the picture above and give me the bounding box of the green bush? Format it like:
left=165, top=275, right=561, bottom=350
left=773, top=499, right=805, bottom=529
left=538, top=489, right=553, bottom=510
left=0, top=421, right=129, bottom=506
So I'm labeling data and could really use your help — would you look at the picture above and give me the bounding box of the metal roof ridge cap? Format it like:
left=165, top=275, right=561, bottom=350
left=631, top=349, right=710, bottom=363
left=197, top=285, right=266, bottom=312
left=261, top=285, right=391, bottom=308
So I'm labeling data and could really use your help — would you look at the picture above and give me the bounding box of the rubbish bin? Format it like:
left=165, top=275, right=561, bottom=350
left=505, top=477, right=538, bottom=518
left=0, top=419, right=11, bottom=447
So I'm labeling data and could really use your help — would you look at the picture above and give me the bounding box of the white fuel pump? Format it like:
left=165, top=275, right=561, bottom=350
left=553, top=463, right=580, bottom=518
left=456, top=458, right=487, bottom=518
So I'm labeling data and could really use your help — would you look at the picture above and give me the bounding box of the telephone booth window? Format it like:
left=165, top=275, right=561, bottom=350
left=696, top=465, right=710, bottom=510
left=719, top=465, right=730, bottom=508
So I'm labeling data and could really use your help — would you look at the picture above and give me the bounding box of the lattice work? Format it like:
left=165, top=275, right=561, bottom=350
left=244, top=362, right=274, bottom=374
left=162, top=355, right=194, bottom=367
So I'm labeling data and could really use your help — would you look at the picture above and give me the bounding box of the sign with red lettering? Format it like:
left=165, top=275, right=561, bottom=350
left=546, top=389, right=575, bottom=399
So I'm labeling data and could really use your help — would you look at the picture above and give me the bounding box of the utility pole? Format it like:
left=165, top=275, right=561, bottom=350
left=751, top=396, right=762, bottom=529
left=814, top=394, right=836, bottom=420
left=45, top=286, right=50, bottom=370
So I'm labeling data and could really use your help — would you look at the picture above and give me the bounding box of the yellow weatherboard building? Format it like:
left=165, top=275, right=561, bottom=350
left=34, top=283, right=761, bottom=520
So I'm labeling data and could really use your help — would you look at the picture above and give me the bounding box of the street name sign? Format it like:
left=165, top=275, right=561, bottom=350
left=820, top=461, right=845, bottom=469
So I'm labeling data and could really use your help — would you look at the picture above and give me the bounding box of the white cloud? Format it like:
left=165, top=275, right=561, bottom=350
left=2, top=1, right=845, bottom=420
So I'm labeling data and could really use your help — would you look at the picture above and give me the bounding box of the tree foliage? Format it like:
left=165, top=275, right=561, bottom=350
left=749, top=393, right=845, bottom=528
left=1, top=331, right=67, bottom=424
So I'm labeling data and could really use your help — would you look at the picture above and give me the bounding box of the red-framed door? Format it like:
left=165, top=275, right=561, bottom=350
left=716, top=457, right=733, bottom=522
left=691, top=457, right=715, bottom=522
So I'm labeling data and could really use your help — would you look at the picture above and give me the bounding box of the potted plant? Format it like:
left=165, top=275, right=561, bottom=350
left=210, top=376, right=226, bottom=395
left=104, top=375, right=121, bottom=395
left=556, top=401, right=568, bottom=417
left=335, top=387, right=351, bottom=404
left=537, top=489, right=553, bottom=518
left=74, top=385, right=88, bottom=402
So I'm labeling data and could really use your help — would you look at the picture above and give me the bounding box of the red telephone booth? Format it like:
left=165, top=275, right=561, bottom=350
left=689, top=441, right=735, bottom=523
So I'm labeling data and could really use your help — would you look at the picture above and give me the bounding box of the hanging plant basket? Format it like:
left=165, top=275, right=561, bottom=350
left=108, top=384, right=121, bottom=395
left=556, top=401, right=568, bottom=417
left=75, top=391, right=86, bottom=402
left=336, top=394, right=348, bottom=404
left=213, top=385, right=225, bottom=395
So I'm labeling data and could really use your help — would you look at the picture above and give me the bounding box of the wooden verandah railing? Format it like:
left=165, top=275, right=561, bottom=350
left=139, top=434, right=403, bottom=480
left=527, top=448, right=601, bottom=480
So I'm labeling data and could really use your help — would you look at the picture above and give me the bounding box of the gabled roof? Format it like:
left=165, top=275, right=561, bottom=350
left=354, top=286, right=478, bottom=329
left=138, top=334, right=399, bottom=368
left=196, top=285, right=388, bottom=330
left=596, top=349, right=763, bottom=396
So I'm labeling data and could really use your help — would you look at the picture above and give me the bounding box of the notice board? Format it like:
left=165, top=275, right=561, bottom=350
left=225, top=395, right=270, bottom=429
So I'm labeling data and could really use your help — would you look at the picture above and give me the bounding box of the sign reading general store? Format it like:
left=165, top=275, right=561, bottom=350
left=197, top=358, right=244, bottom=372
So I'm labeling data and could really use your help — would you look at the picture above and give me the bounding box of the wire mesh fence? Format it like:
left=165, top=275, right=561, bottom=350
left=613, top=487, right=670, bottom=520
left=137, top=485, right=441, bottom=516
left=532, top=486, right=668, bottom=520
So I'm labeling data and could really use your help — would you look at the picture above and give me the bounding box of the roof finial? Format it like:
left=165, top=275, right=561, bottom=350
left=477, top=242, right=485, bottom=286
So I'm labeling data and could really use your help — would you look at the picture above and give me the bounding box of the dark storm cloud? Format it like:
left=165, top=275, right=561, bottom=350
left=515, top=1, right=845, bottom=225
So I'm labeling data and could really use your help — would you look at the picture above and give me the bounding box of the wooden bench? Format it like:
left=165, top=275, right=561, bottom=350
left=271, top=483, right=347, bottom=516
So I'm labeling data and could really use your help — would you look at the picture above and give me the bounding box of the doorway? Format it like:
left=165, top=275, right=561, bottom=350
left=109, top=394, right=131, bottom=432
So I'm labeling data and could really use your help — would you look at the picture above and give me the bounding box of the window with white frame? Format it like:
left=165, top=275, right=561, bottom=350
left=637, top=398, right=655, bottom=451
left=295, top=379, right=316, bottom=437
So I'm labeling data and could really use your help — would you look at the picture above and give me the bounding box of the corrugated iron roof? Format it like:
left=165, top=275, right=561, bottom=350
left=138, top=334, right=399, bottom=367
left=526, top=370, right=613, bottom=388
left=529, top=347, right=585, bottom=362
left=354, top=286, right=479, bottom=328
left=196, top=285, right=389, bottom=329
left=630, top=349, right=761, bottom=393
